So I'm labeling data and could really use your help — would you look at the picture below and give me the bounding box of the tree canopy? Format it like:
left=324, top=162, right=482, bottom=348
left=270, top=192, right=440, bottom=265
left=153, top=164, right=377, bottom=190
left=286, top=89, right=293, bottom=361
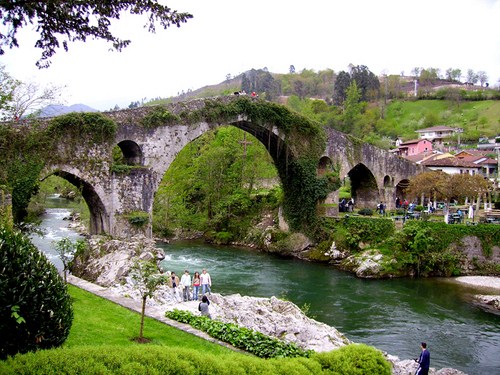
left=0, top=0, right=193, bottom=68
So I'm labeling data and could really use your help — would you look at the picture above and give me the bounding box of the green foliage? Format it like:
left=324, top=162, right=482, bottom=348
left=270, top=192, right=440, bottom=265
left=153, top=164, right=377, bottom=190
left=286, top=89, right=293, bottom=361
left=0, top=225, right=73, bottom=359
left=1, top=2, right=192, bottom=68
left=328, top=217, right=395, bottom=252
left=47, top=112, right=117, bottom=144
left=386, top=221, right=500, bottom=276
left=166, top=309, right=311, bottom=359
left=313, top=344, right=391, bottom=375
left=281, top=157, right=330, bottom=233
left=54, top=237, right=84, bottom=283
left=125, top=211, right=150, bottom=227
left=140, top=106, right=181, bottom=128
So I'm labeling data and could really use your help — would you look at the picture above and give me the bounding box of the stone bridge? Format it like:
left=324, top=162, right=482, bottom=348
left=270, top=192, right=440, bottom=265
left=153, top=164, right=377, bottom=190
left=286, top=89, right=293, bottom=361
left=41, top=96, right=425, bottom=238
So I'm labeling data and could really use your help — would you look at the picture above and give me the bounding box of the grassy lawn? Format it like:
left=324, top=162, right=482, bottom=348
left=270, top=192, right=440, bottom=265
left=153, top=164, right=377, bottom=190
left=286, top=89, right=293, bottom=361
left=65, top=285, right=236, bottom=356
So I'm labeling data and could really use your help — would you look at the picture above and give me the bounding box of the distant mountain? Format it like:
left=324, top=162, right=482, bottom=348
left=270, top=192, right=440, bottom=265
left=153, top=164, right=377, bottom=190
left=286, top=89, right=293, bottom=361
left=38, top=104, right=99, bottom=118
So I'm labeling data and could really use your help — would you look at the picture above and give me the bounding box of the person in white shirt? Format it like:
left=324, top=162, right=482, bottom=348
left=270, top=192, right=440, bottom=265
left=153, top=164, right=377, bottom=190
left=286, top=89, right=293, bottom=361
left=180, top=270, right=191, bottom=302
left=200, top=269, right=212, bottom=295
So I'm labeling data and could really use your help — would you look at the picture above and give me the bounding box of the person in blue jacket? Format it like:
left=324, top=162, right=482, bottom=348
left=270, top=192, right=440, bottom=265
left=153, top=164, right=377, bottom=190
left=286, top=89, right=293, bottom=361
left=415, top=342, right=430, bottom=375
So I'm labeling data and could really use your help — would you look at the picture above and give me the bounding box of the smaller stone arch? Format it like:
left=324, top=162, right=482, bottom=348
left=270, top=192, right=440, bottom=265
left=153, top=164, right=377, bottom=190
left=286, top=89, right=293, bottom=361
left=348, top=163, right=379, bottom=209
left=116, top=140, right=143, bottom=165
left=47, top=171, right=110, bottom=235
left=395, top=179, right=410, bottom=202
left=383, top=175, right=392, bottom=187
left=317, top=156, right=333, bottom=175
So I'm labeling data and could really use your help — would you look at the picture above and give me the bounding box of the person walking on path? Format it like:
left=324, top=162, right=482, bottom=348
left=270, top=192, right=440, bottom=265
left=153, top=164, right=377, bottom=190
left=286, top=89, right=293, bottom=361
left=180, top=270, right=191, bottom=302
left=200, top=268, right=212, bottom=295
left=192, top=271, right=201, bottom=301
left=198, top=295, right=211, bottom=318
left=415, top=342, right=430, bottom=375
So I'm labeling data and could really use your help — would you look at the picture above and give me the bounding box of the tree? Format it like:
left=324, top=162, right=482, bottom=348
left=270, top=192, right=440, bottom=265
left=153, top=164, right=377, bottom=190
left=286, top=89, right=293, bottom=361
left=0, top=1, right=193, bottom=68
left=54, top=237, right=85, bottom=283
left=477, top=71, right=488, bottom=87
left=333, top=71, right=351, bottom=105
left=130, top=259, right=165, bottom=342
left=466, top=69, right=478, bottom=84
left=340, top=81, right=362, bottom=134
left=411, top=67, right=422, bottom=78
left=0, top=65, right=64, bottom=120
left=406, top=171, right=448, bottom=203
left=445, top=68, right=461, bottom=82
left=350, top=65, right=380, bottom=102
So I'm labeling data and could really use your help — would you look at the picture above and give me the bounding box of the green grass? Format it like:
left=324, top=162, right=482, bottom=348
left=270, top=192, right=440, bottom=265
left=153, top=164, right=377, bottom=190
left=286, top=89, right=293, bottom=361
left=65, top=285, right=235, bottom=355
left=383, top=99, right=500, bottom=140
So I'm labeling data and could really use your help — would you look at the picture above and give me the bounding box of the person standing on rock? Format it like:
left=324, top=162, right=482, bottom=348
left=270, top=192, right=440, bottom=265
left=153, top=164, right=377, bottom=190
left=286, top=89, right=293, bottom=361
left=200, top=268, right=212, bottom=295
left=192, top=271, right=201, bottom=301
left=168, top=271, right=180, bottom=302
left=198, top=295, right=211, bottom=318
left=414, top=342, right=430, bottom=375
left=180, top=270, right=191, bottom=302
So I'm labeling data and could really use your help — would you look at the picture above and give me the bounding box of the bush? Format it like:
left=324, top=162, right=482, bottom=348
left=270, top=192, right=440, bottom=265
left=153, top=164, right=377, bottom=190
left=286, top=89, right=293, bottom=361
left=0, top=345, right=325, bottom=375
left=0, top=225, right=73, bottom=359
left=358, top=208, right=373, bottom=216
left=313, top=344, right=391, bottom=375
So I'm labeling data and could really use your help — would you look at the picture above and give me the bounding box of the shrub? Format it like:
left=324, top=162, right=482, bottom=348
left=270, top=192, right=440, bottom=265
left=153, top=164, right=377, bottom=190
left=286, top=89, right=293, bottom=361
left=0, top=345, right=327, bottom=375
left=358, top=208, right=373, bottom=216
left=0, top=225, right=73, bottom=359
left=313, top=344, right=391, bottom=375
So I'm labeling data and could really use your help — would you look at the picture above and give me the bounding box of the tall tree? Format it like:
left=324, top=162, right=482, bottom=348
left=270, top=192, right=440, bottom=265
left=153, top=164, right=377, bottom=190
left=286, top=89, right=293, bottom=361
left=350, top=65, right=380, bottom=102
left=340, top=81, right=362, bottom=133
left=0, top=1, right=192, bottom=68
left=333, top=71, right=351, bottom=105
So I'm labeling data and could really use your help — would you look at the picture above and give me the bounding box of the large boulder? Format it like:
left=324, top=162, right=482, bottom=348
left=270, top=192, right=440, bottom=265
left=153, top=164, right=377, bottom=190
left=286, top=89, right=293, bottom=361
left=71, top=235, right=164, bottom=286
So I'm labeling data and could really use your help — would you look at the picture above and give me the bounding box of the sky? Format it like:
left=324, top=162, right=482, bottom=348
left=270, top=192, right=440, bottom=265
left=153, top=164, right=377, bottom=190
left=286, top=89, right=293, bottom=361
left=1, top=0, right=499, bottom=111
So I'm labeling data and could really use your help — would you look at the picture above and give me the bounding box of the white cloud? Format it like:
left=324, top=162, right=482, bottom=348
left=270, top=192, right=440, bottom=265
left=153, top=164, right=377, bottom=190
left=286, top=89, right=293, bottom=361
left=1, top=0, right=499, bottom=110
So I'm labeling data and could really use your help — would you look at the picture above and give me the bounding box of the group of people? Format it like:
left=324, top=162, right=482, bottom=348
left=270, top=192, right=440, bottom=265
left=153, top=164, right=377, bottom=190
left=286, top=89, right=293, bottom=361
left=166, top=268, right=212, bottom=303
left=339, top=198, right=355, bottom=212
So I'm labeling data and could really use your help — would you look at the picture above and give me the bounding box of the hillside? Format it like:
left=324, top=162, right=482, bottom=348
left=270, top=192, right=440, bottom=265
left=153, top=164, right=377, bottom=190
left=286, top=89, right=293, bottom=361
left=144, top=68, right=499, bottom=147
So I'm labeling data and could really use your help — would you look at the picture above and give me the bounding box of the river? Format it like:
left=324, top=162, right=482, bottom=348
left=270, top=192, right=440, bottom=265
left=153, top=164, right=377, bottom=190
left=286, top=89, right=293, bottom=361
left=33, top=205, right=499, bottom=375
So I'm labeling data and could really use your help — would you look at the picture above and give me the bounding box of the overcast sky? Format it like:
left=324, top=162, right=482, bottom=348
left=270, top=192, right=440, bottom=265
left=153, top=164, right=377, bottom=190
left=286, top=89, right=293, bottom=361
left=2, top=0, right=499, bottom=111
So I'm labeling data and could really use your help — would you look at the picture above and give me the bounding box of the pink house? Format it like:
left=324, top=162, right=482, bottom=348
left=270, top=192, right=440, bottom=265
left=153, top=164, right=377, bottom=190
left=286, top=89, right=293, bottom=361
left=397, top=139, right=433, bottom=156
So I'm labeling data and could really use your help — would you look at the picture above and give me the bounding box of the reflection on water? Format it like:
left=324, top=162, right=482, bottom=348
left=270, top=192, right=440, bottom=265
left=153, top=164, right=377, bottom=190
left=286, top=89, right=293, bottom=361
left=159, top=240, right=500, bottom=375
